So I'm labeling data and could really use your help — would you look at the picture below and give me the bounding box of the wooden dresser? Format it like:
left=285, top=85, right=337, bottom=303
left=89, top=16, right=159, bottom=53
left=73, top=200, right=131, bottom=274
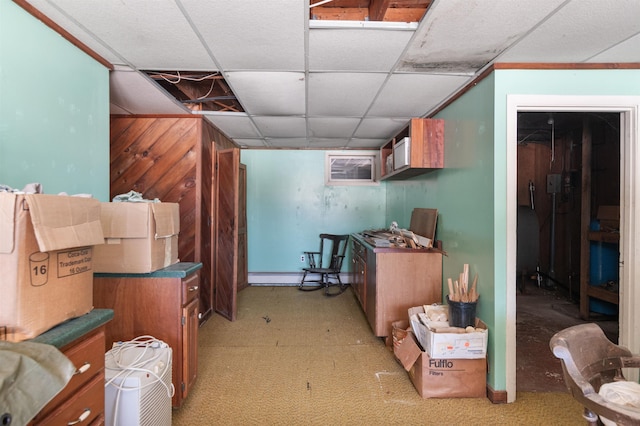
left=29, top=309, right=114, bottom=425
left=93, top=262, right=202, bottom=408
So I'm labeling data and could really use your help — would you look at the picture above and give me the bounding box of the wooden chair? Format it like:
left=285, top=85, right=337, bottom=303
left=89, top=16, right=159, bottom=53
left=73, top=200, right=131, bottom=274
left=299, top=234, right=349, bottom=296
left=550, top=323, right=640, bottom=425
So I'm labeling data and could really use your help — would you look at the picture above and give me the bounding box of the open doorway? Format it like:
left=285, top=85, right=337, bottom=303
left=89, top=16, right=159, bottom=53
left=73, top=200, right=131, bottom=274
left=505, top=94, right=640, bottom=403
left=515, top=111, right=620, bottom=392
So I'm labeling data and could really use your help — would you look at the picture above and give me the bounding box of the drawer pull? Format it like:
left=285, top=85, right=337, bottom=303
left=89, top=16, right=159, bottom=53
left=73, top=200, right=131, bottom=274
left=75, top=362, right=91, bottom=375
left=67, top=408, right=91, bottom=425
left=188, top=286, right=199, bottom=292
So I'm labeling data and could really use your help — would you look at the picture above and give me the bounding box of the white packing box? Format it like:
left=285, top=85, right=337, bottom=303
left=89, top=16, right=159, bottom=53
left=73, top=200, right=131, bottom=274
left=408, top=305, right=488, bottom=359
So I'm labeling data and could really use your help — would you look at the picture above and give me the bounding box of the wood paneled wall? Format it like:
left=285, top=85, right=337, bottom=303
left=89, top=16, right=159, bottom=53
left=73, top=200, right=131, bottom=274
left=109, top=114, right=237, bottom=323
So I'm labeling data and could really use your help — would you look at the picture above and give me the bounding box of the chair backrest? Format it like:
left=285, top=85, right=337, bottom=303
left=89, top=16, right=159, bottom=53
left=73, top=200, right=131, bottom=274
left=318, top=233, right=349, bottom=271
left=550, top=323, right=640, bottom=424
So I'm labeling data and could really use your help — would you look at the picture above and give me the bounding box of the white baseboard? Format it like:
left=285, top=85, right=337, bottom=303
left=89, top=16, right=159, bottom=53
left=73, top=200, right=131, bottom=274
left=248, top=272, right=351, bottom=286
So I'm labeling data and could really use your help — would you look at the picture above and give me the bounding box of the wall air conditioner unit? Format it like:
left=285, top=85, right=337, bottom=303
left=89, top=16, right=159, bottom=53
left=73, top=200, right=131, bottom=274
left=105, top=338, right=173, bottom=426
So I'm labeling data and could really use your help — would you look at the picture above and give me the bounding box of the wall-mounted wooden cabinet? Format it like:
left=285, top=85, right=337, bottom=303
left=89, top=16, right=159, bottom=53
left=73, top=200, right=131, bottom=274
left=380, top=118, right=444, bottom=180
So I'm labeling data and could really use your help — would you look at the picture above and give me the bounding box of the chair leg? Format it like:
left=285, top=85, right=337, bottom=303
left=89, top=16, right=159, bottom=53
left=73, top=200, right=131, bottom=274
left=299, top=271, right=323, bottom=291
left=324, top=274, right=348, bottom=297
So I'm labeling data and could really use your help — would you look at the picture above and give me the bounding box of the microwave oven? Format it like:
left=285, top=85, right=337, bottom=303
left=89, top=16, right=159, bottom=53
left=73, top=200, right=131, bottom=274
left=393, top=137, right=410, bottom=170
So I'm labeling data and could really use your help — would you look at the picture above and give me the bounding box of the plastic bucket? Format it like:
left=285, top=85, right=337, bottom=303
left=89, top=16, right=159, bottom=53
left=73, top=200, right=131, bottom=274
left=447, top=295, right=478, bottom=328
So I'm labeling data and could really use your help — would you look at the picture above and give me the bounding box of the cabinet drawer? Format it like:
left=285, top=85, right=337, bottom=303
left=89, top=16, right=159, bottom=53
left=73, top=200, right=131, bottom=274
left=182, top=272, right=200, bottom=304
left=35, top=330, right=105, bottom=419
left=34, top=372, right=104, bottom=426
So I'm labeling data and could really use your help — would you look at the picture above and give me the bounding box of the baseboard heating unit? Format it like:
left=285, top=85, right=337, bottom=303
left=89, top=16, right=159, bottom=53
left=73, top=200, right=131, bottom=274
left=104, top=336, right=173, bottom=426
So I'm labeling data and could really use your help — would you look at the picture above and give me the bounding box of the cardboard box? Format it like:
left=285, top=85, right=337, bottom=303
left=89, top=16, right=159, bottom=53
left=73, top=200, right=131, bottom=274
left=0, top=193, right=104, bottom=341
left=93, top=202, right=179, bottom=273
left=409, top=305, right=488, bottom=359
left=393, top=322, right=487, bottom=398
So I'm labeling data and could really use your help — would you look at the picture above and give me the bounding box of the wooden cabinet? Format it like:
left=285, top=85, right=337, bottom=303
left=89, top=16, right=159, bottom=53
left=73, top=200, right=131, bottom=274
left=29, top=310, right=113, bottom=425
left=93, top=262, right=202, bottom=408
left=380, top=118, right=444, bottom=180
left=352, top=239, right=367, bottom=307
left=110, top=115, right=242, bottom=325
left=351, top=234, right=442, bottom=337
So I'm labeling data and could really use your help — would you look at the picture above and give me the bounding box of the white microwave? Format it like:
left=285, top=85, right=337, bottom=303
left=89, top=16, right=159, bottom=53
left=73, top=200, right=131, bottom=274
left=393, top=137, right=410, bottom=169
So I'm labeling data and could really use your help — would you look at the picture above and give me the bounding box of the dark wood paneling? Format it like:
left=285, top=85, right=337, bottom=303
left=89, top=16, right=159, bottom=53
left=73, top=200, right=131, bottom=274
left=109, top=115, right=242, bottom=326
left=110, top=116, right=199, bottom=264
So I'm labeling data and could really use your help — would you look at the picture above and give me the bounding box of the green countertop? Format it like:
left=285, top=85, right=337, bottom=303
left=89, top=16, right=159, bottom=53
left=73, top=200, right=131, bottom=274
left=93, top=261, right=202, bottom=279
left=29, top=309, right=114, bottom=349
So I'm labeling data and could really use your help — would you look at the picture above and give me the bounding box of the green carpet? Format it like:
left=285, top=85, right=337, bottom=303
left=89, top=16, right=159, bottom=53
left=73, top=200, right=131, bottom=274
left=172, top=286, right=584, bottom=425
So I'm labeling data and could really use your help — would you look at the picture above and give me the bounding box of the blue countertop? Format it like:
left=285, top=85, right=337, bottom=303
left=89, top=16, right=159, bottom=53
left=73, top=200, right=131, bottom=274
left=94, top=261, right=202, bottom=279
left=30, top=309, right=114, bottom=349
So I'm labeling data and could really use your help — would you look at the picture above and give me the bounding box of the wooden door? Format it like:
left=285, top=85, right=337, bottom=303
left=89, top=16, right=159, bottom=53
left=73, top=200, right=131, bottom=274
left=237, top=164, right=248, bottom=292
left=215, top=148, right=239, bottom=321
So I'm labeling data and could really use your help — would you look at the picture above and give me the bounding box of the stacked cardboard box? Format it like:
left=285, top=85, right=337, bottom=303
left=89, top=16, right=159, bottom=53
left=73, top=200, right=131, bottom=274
left=93, top=202, right=180, bottom=273
left=393, top=305, right=488, bottom=398
left=0, top=193, right=104, bottom=341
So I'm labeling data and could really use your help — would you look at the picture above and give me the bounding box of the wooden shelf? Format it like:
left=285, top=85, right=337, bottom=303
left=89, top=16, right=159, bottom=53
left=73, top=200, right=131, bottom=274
left=588, top=231, right=620, bottom=244
left=380, top=118, right=444, bottom=181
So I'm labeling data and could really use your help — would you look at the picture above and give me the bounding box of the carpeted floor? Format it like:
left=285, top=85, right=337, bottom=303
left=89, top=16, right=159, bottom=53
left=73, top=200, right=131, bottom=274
left=172, top=286, right=585, bottom=425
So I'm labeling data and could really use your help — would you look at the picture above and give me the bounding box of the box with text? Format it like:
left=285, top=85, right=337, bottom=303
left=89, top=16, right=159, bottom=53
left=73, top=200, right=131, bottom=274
left=0, top=193, right=104, bottom=341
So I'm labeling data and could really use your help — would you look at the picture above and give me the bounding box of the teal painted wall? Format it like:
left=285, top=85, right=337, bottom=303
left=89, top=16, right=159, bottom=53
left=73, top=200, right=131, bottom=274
left=385, top=68, right=640, bottom=393
left=241, top=150, right=386, bottom=272
left=386, top=75, right=500, bottom=386
left=0, top=0, right=110, bottom=200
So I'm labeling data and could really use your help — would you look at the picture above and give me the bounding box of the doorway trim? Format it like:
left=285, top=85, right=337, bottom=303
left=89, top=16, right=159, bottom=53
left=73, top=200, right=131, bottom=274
left=506, top=94, right=640, bottom=402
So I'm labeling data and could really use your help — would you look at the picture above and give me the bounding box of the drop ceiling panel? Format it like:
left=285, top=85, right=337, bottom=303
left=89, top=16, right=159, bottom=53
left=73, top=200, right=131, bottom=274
left=180, top=0, right=305, bottom=71
left=353, top=118, right=411, bottom=139
left=498, top=0, right=640, bottom=62
left=38, top=0, right=215, bottom=70
left=398, top=0, right=567, bottom=73
left=22, top=0, right=125, bottom=66
left=200, top=112, right=261, bottom=138
left=309, top=27, right=415, bottom=71
left=252, top=117, right=307, bottom=138
left=347, top=138, right=388, bottom=149
left=308, top=73, right=388, bottom=116
left=225, top=71, right=306, bottom=115
left=589, top=33, right=640, bottom=62
left=262, top=138, right=310, bottom=148
left=308, top=118, right=360, bottom=138
left=308, top=138, right=352, bottom=148
left=369, top=74, right=471, bottom=118
left=230, top=138, right=269, bottom=148
left=110, top=70, right=187, bottom=115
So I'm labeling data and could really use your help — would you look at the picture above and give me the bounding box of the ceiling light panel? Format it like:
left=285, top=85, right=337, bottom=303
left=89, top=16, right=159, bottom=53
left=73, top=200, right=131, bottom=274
left=498, top=0, right=640, bottom=63
left=38, top=0, right=216, bottom=70
left=180, top=0, right=305, bottom=71
left=309, top=27, right=415, bottom=72
left=308, top=73, right=387, bottom=116
left=225, top=71, right=306, bottom=115
left=369, top=74, right=471, bottom=118
left=399, top=0, right=566, bottom=73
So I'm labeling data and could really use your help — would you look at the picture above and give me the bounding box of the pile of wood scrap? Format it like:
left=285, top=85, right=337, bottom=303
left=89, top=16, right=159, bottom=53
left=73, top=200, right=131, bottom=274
left=447, top=263, right=478, bottom=303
